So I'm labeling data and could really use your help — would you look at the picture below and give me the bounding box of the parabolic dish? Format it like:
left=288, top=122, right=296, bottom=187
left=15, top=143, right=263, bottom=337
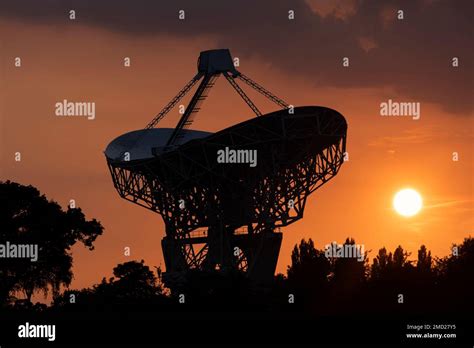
left=105, top=128, right=212, bottom=161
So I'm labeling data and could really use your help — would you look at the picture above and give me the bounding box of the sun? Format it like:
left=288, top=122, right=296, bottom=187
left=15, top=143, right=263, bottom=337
left=393, top=188, right=423, bottom=217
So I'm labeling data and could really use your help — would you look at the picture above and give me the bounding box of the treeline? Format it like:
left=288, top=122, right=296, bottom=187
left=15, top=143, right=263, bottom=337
left=276, top=237, right=473, bottom=316
left=1, top=180, right=472, bottom=317
left=4, top=237, right=473, bottom=317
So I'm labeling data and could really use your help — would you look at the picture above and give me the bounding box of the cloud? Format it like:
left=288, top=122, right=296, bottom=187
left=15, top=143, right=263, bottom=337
left=424, top=199, right=473, bottom=210
left=1, top=0, right=472, bottom=113
left=368, top=127, right=436, bottom=147
left=367, top=122, right=474, bottom=149
left=305, top=0, right=358, bottom=19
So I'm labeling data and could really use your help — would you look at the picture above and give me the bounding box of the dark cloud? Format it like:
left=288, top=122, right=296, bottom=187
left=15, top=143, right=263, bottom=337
left=1, top=0, right=472, bottom=113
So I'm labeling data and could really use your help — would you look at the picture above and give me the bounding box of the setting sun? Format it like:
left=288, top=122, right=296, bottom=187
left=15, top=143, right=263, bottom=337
left=393, top=188, right=423, bottom=217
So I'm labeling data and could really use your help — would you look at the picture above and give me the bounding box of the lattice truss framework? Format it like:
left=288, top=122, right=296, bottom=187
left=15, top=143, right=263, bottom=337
left=107, top=109, right=346, bottom=272
left=106, top=50, right=347, bottom=277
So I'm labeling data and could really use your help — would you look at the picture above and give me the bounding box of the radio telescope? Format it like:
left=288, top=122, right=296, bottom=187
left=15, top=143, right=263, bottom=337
left=105, top=49, right=347, bottom=289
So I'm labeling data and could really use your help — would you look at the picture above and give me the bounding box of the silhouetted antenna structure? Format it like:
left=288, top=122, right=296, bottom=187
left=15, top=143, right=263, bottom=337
left=119, top=76, right=201, bottom=160
left=143, top=49, right=289, bottom=148
left=145, top=76, right=201, bottom=129
left=105, top=49, right=347, bottom=291
left=223, top=72, right=261, bottom=116
left=237, top=73, right=289, bottom=109
left=166, top=74, right=219, bottom=147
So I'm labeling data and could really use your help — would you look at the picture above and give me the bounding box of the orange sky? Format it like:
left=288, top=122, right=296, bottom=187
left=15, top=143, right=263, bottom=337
left=1, top=13, right=472, bottom=294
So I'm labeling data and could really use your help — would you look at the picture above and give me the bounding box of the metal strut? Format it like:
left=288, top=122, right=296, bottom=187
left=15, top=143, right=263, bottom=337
left=143, top=54, right=289, bottom=153
left=145, top=74, right=202, bottom=129
left=166, top=73, right=218, bottom=147
left=223, top=72, right=262, bottom=116
left=114, top=74, right=201, bottom=160
left=237, top=73, right=289, bottom=109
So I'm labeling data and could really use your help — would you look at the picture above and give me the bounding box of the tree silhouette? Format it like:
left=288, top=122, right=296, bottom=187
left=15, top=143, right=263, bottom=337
left=330, top=238, right=367, bottom=285
left=287, top=239, right=330, bottom=287
left=393, top=245, right=411, bottom=269
left=371, top=245, right=412, bottom=281
left=327, top=238, right=368, bottom=312
left=436, top=237, right=474, bottom=313
left=53, top=260, right=167, bottom=312
left=286, top=239, right=330, bottom=311
left=416, top=245, right=432, bottom=272
left=97, top=260, right=163, bottom=301
left=0, top=181, right=103, bottom=304
left=371, top=247, right=392, bottom=280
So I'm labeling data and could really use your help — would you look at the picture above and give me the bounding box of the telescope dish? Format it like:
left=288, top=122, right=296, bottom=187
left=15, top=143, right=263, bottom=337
left=105, top=128, right=212, bottom=161
left=105, top=49, right=348, bottom=290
